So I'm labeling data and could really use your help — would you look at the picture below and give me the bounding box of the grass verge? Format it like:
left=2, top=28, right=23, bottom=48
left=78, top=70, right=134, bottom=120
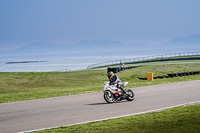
left=33, top=103, right=200, bottom=133
left=0, top=63, right=200, bottom=103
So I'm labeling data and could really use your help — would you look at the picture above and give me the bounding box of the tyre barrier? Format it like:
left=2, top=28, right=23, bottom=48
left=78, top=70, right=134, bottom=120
left=163, top=75, right=170, bottom=78
left=167, top=74, right=174, bottom=78
left=107, top=65, right=143, bottom=74
left=189, top=72, right=193, bottom=75
left=178, top=73, right=183, bottom=77
left=157, top=76, right=164, bottom=79
left=138, top=77, right=147, bottom=80
left=138, top=71, right=200, bottom=80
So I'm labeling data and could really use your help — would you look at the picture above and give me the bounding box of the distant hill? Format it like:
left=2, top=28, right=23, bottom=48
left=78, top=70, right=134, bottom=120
left=160, top=34, right=200, bottom=48
left=0, top=34, right=200, bottom=56
left=0, top=39, right=146, bottom=56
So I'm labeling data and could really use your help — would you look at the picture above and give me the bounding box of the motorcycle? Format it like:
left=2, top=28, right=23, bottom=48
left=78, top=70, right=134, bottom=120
left=102, top=81, right=134, bottom=103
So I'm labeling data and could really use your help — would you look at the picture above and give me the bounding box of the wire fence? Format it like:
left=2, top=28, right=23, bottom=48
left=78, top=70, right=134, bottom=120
left=87, top=52, right=200, bottom=69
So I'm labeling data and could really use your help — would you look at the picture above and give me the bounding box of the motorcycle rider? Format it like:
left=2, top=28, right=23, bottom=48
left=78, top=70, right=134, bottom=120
left=107, top=71, right=125, bottom=90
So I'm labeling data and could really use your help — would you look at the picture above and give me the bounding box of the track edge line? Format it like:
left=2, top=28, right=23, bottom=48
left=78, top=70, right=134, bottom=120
left=19, top=100, right=200, bottom=133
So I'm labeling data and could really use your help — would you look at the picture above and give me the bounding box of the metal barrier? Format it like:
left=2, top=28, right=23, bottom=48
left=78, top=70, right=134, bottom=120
left=87, top=52, right=200, bottom=69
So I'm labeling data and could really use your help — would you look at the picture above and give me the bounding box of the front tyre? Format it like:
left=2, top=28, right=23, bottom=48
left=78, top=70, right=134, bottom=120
left=104, top=91, right=114, bottom=103
left=125, top=89, right=134, bottom=101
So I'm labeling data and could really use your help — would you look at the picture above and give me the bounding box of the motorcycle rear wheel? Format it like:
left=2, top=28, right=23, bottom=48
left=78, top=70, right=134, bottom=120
left=125, top=89, right=134, bottom=101
left=104, top=91, right=114, bottom=103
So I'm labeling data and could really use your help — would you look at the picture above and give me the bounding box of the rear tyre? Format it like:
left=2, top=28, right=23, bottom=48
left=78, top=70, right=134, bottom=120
left=125, top=89, right=134, bottom=101
left=104, top=91, right=114, bottom=103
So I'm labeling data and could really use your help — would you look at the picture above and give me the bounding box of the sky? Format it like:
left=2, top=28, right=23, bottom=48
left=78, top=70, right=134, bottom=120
left=0, top=0, right=200, bottom=51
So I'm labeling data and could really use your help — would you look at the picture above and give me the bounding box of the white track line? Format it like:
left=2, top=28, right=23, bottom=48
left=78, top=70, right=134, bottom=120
left=19, top=100, right=200, bottom=133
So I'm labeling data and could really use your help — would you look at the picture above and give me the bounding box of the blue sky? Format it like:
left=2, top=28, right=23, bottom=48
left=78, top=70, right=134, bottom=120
left=0, top=0, right=200, bottom=50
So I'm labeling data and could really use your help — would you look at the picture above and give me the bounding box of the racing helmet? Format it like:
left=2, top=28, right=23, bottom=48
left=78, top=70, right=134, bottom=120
left=108, top=71, right=115, bottom=79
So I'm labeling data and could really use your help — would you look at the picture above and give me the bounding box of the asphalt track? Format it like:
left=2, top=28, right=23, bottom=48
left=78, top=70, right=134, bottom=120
left=0, top=80, right=200, bottom=133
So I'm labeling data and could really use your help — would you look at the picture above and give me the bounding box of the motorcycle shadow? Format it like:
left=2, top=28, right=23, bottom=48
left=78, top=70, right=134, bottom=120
left=86, top=100, right=127, bottom=106
left=86, top=102, right=108, bottom=105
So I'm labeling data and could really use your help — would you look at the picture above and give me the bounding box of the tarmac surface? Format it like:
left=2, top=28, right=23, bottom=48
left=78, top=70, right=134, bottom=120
left=0, top=80, right=200, bottom=133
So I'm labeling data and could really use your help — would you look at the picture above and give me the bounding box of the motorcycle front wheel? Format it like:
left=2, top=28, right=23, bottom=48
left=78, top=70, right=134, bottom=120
left=104, top=91, right=115, bottom=103
left=125, top=89, right=134, bottom=101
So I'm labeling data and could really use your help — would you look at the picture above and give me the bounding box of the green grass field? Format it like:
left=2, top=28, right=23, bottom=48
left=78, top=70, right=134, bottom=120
left=33, top=103, right=200, bottom=133
left=1, top=59, right=200, bottom=133
left=0, top=63, right=200, bottom=103
left=0, top=70, right=107, bottom=103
